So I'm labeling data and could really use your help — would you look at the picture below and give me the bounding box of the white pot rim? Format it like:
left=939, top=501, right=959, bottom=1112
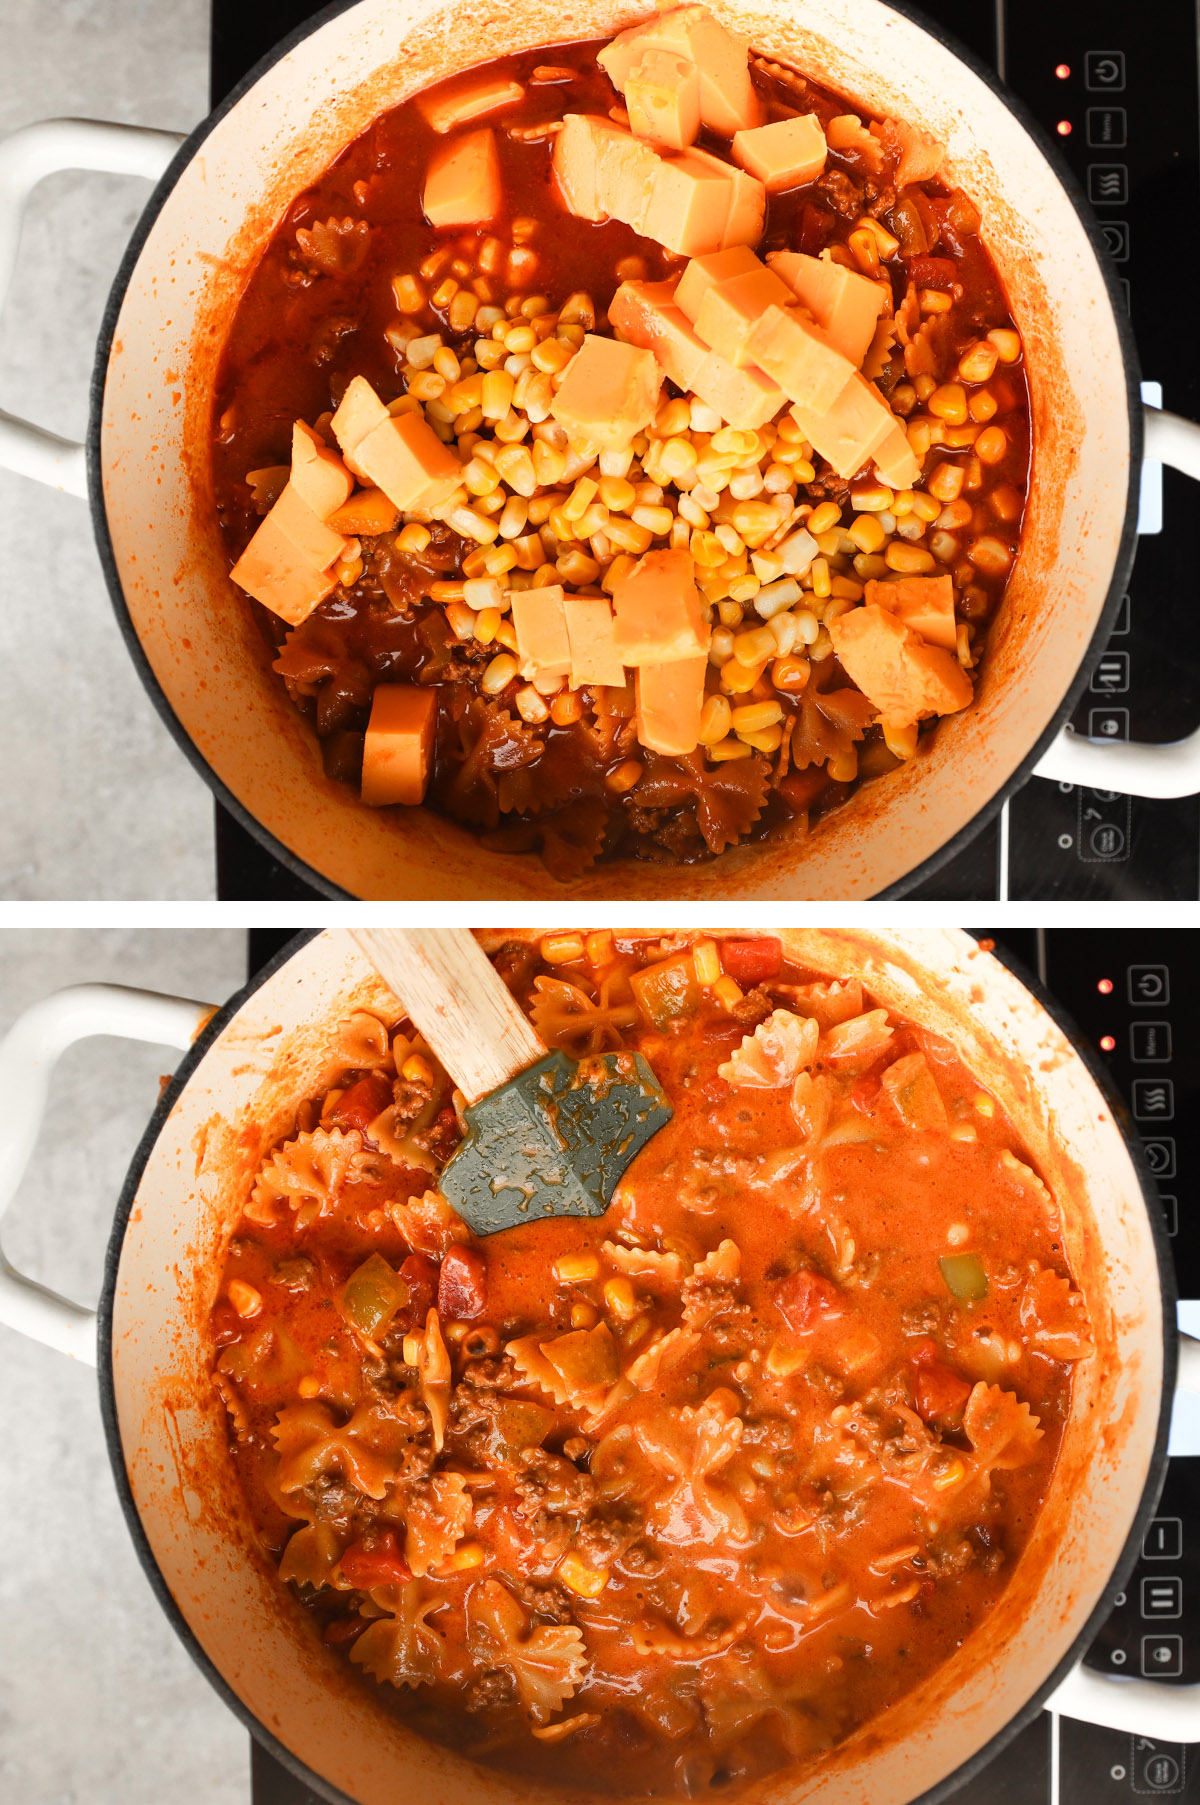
left=94, top=927, right=1179, bottom=1805
left=82, top=0, right=1143, bottom=900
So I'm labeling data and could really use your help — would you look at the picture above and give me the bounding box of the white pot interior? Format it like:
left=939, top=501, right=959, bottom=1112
left=108, top=927, right=1163, bottom=1805
left=97, top=0, right=1130, bottom=898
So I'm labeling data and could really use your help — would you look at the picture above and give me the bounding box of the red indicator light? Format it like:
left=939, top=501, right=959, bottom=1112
left=1056, top=119, right=1073, bottom=135
left=1055, top=63, right=1071, bottom=79
left=1097, top=978, right=1113, bottom=995
left=1099, top=1035, right=1116, bottom=1052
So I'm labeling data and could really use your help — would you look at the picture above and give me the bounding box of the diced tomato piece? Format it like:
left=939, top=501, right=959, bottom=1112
left=907, top=254, right=958, bottom=290
left=778, top=768, right=830, bottom=815
left=424, top=1105, right=463, bottom=1164
left=911, top=1339, right=973, bottom=1423
left=796, top=199, right=834, bottom=254
left=323, top=1615, right=367, bottom=1647
left=775, top=1268, right=843, bottom=1333
left=329, top=1072, right=393, bottom=1134
left=209, top=1301, right=245, bottom=1347
left=719, top=938, right=782, bottom=986
left=851, top=1072, right=882, bottom=1111
left=438, top=1245, right=487, bottom=1320
left=338, top=1533, right=412, bottom=1589
left=399, top=1252, right=440, bottom=1318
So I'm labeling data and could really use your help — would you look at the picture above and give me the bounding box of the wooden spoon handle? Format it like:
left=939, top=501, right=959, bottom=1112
left=349, top=928, right=547, bottom=1104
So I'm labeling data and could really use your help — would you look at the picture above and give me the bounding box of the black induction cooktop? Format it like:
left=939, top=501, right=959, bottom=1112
left=211, top=0, right=1200, bottom=901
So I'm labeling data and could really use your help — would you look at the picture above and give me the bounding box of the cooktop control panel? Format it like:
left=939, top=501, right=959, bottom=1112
left=909, top=0, right=1200, bottom=901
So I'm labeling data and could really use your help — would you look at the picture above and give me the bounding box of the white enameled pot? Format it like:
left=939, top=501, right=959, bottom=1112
left=3, top=3, right=1200, bottom=897
left=0, top=928, right=1197, bottom=1803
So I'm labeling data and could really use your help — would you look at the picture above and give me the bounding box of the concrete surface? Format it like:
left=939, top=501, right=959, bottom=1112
left=0, top=930, right=248, bottom=1803
left=0, top=1, right=215, bottom=898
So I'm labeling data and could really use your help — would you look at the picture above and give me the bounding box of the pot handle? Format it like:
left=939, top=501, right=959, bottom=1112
left=1032, top=406, right=1200, bottom=798
left=1044, top=1332, right=1200, bottom=1737
left=0, top=117, right=185, bottom=496
left=0, top=983, right=214, bottom=1363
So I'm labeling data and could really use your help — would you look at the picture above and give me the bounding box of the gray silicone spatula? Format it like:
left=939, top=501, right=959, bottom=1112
left=349, top=928, right=672, bottom=1236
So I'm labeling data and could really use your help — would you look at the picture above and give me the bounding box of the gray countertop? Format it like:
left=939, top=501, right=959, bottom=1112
left=0, top=930, right=248, bottom=1801
left=0, top=0, right=216, bottom=899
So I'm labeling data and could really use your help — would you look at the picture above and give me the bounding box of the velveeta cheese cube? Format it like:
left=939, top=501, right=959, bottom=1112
left=290, top=420, right=354, bottom=519
left=230, top=512, right=338, bottom=626
left=553, top=114, right=633, bottom=220
left=871, top=419, right=921, bottom=491
left=550, top=334, right=662, bottom=451
left=768, top=250, right=885, bottom=367
left=743, top=305, right=855, bottom=412
left=331, top=375, right=390, bottom=465
left=692, top=350, right=785, bottom=430
left=625, top=48, right=701, bottom=151
left=608, top=279, right=710, bottom=393
left=865, top=574, right=956, bottom=651
left=635, top=655, right=709, bottom=755
left=641, top=150, right=735, bottom=257
left=361, top=685, right=438, bottom=807
left=352, top=411, right=462, bottom=513
left=789, top=374, right=896, bottom=478
left=270, top=482, right=353, bottom=571
left=732, top=114, right=827, bottom=190
left=563, top=594, right=627, bottom=689
left=595, top=130, right=661, bottom=234
left=717, top=157, right=767, bottom=247
left=612, top=547, right=709, bottom=665
left=422, top=127, right=501, bottom=228
left=675, top=245, right=761, bottom=322
left=828, top=603, right=971, bottom=728
left=599, top=6, right=763, bottom=139
left=512, top=585, right=572, bottom=677
left=692, top=261, right=794, bottom=367
left=417, top=73, right=525, bottom=134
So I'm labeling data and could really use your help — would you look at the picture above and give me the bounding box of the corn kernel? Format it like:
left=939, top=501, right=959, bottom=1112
left=707, top=736, right=754, bottom=761
left=848, top=513, right=886, bottom=554
left=402, top=1053, right=437, bottom=1086
left=739, top=724, right=783, bottom=753
left=481, top=651, right=518, bottom=693
left=555, top=1252, right=601, bottom=1284
left=885, top=542, right=937, bottom=574
left=603, top=1276, right=638, bottom=1321
left=449, top=1541, right=486, bottom=1570
left=969, top=389, right=999, bottom=423
left=541, top=931, right=585, bottom=964
left=514, top=684, right=550, bottom=723
left=722, top=656, right=768, bottom=693
left=883, top=720, right=919, bottom=760
left=605, top=759, right=643, bottom=794
left=932, top=1458, right=966, bottom=1492
left=297, top=1374, right=321, bottom=1399
left=810, top=556, right=831, bottom=599
left=771, top=655, right=810, bottom=693
left=987, top=328, right=1022, bottom=363
left=732, top=625, right=776, bottom=666
left=714, top=976, right=745, bottom=1010
left=558, top=1553, right=609, bottom=1598
left=444, top=601, right=478, bottom=640
left=227, top=1280, right=262, bottom=1319
left=970, top=535, right=1012, bottom=576
left=958, top=339, right=999, bottom=384
left=395, top=522, right=431, bottom=555
left=807, top=500, right=842, bottom=537
left=975, top=426, right=1008, bottom=466
left=928, top=383, right=968, bottom=425
left=731, top=700, right=783, bottom=733
left=765, top=1342, right=806, bottom=1378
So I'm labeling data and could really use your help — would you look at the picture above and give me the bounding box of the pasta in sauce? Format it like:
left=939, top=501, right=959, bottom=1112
left=209, top=933, right=1090, bottom=1796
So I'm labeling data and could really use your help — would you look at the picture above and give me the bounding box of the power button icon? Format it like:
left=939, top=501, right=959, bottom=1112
left=1085, top=51, right=1126, bottom=90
